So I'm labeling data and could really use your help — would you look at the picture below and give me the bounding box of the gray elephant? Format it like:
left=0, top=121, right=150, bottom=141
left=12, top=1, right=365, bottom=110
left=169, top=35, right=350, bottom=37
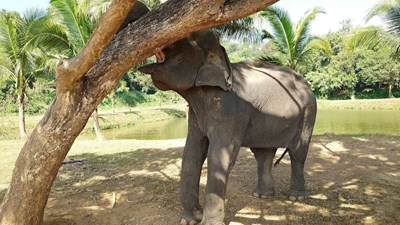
left=139, top=30, right=317, bottom=225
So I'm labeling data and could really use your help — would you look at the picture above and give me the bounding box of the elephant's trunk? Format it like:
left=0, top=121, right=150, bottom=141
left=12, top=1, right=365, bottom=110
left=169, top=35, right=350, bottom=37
left=138, top=64, right=156, bottom=74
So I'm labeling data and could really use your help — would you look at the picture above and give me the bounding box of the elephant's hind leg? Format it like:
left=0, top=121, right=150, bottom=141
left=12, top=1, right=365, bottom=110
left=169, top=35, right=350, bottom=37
left=251, top=148, right=277, bottom=198
left=288, top=107, right=316, bottom=201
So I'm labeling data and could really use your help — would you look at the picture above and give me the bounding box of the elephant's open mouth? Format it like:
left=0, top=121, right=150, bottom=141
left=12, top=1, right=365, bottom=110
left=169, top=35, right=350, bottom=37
left=155, top=49, right=165, bottom=63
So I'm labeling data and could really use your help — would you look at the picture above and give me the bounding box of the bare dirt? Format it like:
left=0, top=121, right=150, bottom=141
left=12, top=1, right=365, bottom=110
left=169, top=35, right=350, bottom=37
left=4, top=135, right=399, bottom=225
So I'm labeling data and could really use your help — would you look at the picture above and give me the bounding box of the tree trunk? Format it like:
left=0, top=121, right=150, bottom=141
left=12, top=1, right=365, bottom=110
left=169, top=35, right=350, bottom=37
left=0, top=0, right=278, bottom=224
left=17, top=90, right=28, bottom=140
left=388, top=83, right=394, bottom=98
left=111, top=91, right=116, bottom=114
left=92, top=108, right=106, bottom=141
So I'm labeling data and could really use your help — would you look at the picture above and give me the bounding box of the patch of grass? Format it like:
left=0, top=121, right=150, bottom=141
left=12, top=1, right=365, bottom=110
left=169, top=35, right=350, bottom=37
left=317, top=99, right=400, bottom=110
left=160, top=108, right=187, bottom=118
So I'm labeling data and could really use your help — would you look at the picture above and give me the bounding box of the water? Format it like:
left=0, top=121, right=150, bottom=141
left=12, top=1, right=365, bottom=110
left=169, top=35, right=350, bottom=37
left=314, top=109, right=400, bottom=136
left=79, top=118, right=188, bottom=140
left=79, top=109, right=400, bottom=140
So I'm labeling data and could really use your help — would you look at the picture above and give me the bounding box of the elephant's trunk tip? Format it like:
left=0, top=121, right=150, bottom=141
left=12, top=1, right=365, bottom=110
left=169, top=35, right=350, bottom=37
left=138, top=65, right=154, bottom=74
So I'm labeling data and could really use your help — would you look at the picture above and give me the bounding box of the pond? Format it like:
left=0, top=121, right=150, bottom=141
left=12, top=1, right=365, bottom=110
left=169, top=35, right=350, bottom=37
left=79, top=109, right=400, bottom=140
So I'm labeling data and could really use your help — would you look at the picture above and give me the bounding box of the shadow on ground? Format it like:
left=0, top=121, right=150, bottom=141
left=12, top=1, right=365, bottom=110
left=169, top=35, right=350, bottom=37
left=37, top=135, right=399, bottom=225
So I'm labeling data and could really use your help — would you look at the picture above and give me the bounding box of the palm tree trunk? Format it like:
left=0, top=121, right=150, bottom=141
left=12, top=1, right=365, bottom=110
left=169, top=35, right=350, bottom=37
left=388, top=83, right=394, bottom=98
left=111, top=91, right=116, bottom=114
left=17, top=86, right=28, bottom=140
left=92, top=108, right=106, bottom=141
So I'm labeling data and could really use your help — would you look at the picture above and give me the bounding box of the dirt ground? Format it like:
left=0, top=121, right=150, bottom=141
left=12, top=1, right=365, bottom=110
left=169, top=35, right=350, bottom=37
left=3, top=135, right=399, bottom=225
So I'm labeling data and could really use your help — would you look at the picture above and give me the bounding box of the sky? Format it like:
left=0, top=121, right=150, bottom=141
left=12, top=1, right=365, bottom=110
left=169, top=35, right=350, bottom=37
left=0, top=0, right=384, bottom=36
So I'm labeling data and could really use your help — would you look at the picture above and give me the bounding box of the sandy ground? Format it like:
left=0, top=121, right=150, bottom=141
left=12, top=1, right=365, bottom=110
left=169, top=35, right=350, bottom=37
left=1, top=135, right=399, bottom=225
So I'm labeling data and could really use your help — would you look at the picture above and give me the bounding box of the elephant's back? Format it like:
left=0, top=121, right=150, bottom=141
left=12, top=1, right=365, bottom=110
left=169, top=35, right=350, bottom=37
left=232, top=60, right=316, bottom=117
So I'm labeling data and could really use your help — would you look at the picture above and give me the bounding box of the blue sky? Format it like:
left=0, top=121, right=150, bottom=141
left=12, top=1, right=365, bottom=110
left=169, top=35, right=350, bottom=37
left=0, top=0, right=383, bottom=36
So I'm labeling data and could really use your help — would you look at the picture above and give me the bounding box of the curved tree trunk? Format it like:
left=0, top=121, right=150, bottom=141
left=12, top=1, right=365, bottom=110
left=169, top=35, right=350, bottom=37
left=0, top=0, right=278, bottom=224
left=92, top=108, right=106, bottom=141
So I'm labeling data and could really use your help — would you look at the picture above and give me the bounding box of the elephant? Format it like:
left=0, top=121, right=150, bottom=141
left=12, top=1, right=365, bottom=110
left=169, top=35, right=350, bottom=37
left=117, top=1, right=149, bottom=33
left=138, top=29, right=317, bottom=225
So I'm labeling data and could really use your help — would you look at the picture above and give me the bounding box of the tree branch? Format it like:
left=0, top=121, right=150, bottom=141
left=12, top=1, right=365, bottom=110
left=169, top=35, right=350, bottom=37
left=56, top=0, right=137, bottom=92
left=85, top=0, right=279, bottom=89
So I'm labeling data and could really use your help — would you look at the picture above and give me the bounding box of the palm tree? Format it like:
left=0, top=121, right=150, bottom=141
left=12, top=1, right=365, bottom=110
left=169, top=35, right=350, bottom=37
left=349, top=0, right=400, bottom=54
left=0, top=9, right=52, bottom=139
left=259, top=6, right=331, bottom=73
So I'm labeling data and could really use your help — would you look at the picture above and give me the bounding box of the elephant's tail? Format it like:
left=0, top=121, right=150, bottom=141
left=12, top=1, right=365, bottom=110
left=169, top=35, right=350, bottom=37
left=274, top=148, right=288, bottom=167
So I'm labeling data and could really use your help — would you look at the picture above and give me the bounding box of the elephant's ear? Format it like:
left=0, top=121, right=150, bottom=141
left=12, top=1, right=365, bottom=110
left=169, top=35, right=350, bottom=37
left=195, top=45, right=233, bottom=91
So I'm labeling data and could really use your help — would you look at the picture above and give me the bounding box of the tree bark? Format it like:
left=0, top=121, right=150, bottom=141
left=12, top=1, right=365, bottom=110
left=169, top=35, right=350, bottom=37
left=92, top=108, right=106, bottom=141
left=0, top=0, right=278, bottom=224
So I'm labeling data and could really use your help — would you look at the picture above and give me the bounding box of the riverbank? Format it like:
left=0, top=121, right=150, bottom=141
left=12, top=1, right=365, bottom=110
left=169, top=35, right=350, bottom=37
left=0, top=104, right=188, bottom=140
left=0, top=134, right=399, bottom=225
left=1, top=99, right=400, bottom=140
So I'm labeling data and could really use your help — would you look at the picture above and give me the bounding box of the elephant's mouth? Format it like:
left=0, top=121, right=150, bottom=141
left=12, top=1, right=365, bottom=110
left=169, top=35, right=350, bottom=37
left=154, top=49, right=165, bottom=63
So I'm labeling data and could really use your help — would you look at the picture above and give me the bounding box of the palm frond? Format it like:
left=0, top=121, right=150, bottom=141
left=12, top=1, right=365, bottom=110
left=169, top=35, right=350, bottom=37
left=259, top=55, right=285, bottom=66
left=366, top=0, right=400, bottom=21
left=384, top=7, right=400, bottom=35
left=261, top=6, right=295, bottom=56
left=82, top=0, right=112, bottom=23
left=305, top=38, right=333, bottom=58
left=0, top=12, right=21, bottom=64
left=294, top=7, right=325, bottom=59
left=50, top=0, right=87, bottom=51
left=215, top=16, right=261, bottom=42
left=347, top=26, right=400, bottom=52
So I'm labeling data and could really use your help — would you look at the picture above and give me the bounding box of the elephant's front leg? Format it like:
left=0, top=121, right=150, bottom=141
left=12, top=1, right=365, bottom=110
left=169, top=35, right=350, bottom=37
left=201, top=136, right=241, bottom=225
left=180, top=108, right=208, bottom=225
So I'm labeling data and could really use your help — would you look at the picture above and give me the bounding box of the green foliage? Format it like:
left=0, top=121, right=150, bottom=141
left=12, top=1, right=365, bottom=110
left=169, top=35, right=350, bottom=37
left=222, top=40, right=263, bottom=62
left=260, top=6, right=328, bottom=72
left=215, top=17, right=262, bottom=43
left=306, top=43, right=400, bottom=99
left=354, top=88, right=400, bottom=99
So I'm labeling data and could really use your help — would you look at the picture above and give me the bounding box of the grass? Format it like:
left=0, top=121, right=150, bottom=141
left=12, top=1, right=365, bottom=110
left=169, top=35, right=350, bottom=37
left=318, top=98, right=400, bottom=110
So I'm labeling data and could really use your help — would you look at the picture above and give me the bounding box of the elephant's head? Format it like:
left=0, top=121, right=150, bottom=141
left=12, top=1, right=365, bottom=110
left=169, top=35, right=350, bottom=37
left=117, top=1, right=149, bottom=33
left=138, top=30, right=232, bottom=92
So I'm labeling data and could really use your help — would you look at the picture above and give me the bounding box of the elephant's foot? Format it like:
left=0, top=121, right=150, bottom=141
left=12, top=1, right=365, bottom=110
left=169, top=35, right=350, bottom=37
left=181, top=208, right=203, bottom=225
left=252, top=191, right=274, bottom=199
left=288, top=190, right=306, bottom=201
left=252, top=184, right=275, bottom=198
left=199, top=221, right=225, bottom=225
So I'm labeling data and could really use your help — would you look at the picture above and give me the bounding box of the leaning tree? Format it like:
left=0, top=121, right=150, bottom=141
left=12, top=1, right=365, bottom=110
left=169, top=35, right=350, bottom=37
left=0, top=0, right=279, bottom=224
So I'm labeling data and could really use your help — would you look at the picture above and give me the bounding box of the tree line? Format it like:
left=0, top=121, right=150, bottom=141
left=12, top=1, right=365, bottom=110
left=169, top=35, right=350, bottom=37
left=0, top=0, right=399, bottom=139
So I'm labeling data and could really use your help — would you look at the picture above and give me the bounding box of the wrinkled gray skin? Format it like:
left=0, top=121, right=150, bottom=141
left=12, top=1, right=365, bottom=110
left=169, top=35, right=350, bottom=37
left=139, top=30, right=317, bottom=225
